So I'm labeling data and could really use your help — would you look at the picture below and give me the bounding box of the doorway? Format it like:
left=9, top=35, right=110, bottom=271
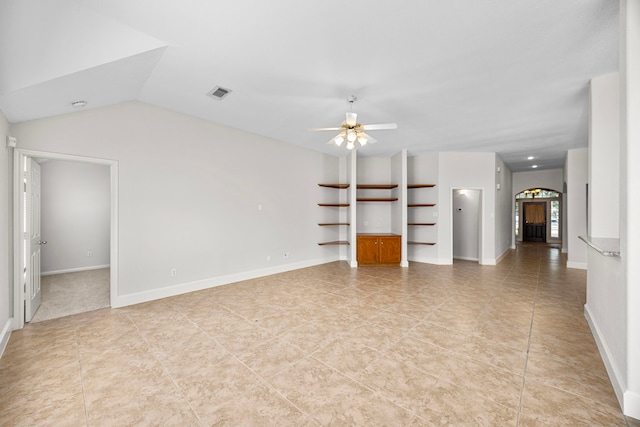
left=452, top=189, right=482, bottom=262
left=13, top=149, right=118, bottom=329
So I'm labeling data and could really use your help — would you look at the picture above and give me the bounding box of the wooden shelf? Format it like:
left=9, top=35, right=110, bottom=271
left=408, top=241, right=436, bottom=245
left=318, top=183, right=350, bottom=189
left=357, top=198, right=399, bottom=202
left=408, top=203, right=436, bottom=207
left=318, top=223, right=350, bottom=226
left=408, top=184, right=436, bottom=188
left=408, top=223, right=436, bottom=226
left=357, top=184, right=398, bottom=189
left=318, top=241, right=350, bottom=246
left=318, top=203, right=350, bottom=207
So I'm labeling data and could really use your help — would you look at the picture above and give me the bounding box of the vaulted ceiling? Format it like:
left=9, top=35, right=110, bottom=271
left=0, top=0, right=618, bottom=171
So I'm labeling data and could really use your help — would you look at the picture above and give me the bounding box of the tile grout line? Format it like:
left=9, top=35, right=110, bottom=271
left=126, top=313, right=205, bottom=427
left=72, top=327, right=90, bottom=427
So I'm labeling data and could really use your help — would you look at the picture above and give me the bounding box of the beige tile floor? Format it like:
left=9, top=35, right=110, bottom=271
left=1, top=244, right=639, bottom=426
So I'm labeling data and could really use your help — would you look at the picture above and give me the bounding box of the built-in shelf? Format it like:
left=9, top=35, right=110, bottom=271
left=318, top=241, right=350, bottom=246
left=408, top=223, right=436, bottom=226
left=318, top=184, right=350, bottom=247
left=408, top=203, right=436, bottom=207
left=408, top=241, right=436, bottom=245
left=318, top=183, right=350, bottom=189
left=408, top=184, right=436, bottom=189
left=357, top=198, right=399, bottom=202
left=356, top=184, right=398, bottom=189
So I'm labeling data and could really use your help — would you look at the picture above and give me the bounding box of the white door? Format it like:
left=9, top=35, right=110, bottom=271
left=25, top=158, right=43, bottom=322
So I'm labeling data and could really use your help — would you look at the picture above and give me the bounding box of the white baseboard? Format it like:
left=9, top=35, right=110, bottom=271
left=454, top=256, right=480, bottom=262
left=584, top=304, right=625, bottom=410
left=112, top=256, right=339, bottom=308
left=408, top=256, right=441, bottom=265
left=42, top=264, right=110, bottom=276
left=496, top=248, right=512, bottom=264
left=0, top=318, right=13, bottom=360
left=567, top=261, right=587, bottom=270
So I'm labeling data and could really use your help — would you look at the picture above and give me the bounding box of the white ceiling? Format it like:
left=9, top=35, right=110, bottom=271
left=0, top=0, right=618, bottom=171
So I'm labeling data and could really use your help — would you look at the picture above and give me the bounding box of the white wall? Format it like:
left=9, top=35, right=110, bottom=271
left=40, top=160, right=110, bottom=274
left=566, top=148, right=588, bottom=269
left=0, top=110, right=12, bottom=357
left=356, top=157, right=393, bottom=234
left=620, top=0, right=640, bottom=417
left=512, top=168, right=564, bottom=194
left=438, top=152, right=496, bottom=265
left=494, top=155, right=513, bottom=257
left=11, top=101, right=340, bottom=307
left=589, top=72, right=620, bottom=238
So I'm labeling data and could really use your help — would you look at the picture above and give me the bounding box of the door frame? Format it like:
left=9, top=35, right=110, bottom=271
left=13, top=149, right=119, bottom=330
left=450, top=187, right=484, bottom=264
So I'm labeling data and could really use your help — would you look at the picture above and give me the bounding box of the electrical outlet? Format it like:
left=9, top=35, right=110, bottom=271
left=283, top=252, right=289, bottom=259
left=87, top=250, right=92, bottom=257
left=170, top=268, right=177, bottom=277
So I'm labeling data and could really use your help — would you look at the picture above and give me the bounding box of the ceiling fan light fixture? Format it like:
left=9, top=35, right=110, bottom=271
left=357, top=134, right=368, bottom=146
left=346, top=141, right=355, bottom=150
left=347, top=129, right=357, bottom=143
left=333, top=134, right=345, bottom=146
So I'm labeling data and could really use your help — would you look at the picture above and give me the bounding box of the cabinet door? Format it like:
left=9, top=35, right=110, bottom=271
left=357, top=236, right=379, bottom=265
left=378, top=236, right=401, bottom=264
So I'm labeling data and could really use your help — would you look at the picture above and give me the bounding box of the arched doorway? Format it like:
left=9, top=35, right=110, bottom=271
left=515, top=188, right=562, bottom=244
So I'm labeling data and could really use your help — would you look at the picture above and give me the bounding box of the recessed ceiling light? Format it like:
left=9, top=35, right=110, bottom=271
left=532, top=165, right=538, bottom=168
left=71, top=101, right=87, bottom=108
left=527, top=156, right=535, bottom=160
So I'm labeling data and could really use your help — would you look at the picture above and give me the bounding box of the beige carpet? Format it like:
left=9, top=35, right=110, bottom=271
left=31, top=268, right=110, bottom=323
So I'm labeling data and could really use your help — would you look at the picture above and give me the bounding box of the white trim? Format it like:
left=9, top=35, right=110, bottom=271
left=112, top=256, right=337, bottom=308
left=41, top=264, right=110, bottom=276
left=481, top=258, right=497, bottom=266
left=408, top=256, right=449, bottom=265
left=453, top=256, right=480, bottom=262
left=567, top=261, right=587, bottom=270
left=0, top=318, right=13, bottom=359
left=584, top=304, right=625, bottom=409
left=13, top=149, right=118, bottom=330
left=496, top=248, right=512, bottom=264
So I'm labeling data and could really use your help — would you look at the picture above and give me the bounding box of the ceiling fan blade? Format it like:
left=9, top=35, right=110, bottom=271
left=361, top=123, right=398, bottom=131
left=345, top=112, right=358, bottom=127
left=358, top=132, right=377, bottom=145
left=309, top=127, right=341, bottom=131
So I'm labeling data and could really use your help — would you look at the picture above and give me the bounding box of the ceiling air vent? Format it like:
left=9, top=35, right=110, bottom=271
left=207, top=86, right=232, bottom=100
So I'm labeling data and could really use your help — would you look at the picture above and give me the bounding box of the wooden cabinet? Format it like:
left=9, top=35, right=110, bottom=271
left=357, top=234, right=401, bottom=266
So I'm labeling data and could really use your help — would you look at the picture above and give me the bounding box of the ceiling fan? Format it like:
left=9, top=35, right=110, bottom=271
left=310, top=96, right=398, bottom=150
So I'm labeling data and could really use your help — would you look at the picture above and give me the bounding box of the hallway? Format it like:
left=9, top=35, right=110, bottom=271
left=1, top=245, right=636, bottom=425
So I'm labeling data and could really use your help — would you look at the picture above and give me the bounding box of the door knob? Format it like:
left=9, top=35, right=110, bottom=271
left=38, top=240, right=47, bottom=245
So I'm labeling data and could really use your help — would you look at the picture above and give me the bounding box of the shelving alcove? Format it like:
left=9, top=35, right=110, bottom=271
left=355, top=182, right=402, bottom=265
left=407, top=183, right=437, bottom=246
left=317, top=183, right=350, bottom=246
